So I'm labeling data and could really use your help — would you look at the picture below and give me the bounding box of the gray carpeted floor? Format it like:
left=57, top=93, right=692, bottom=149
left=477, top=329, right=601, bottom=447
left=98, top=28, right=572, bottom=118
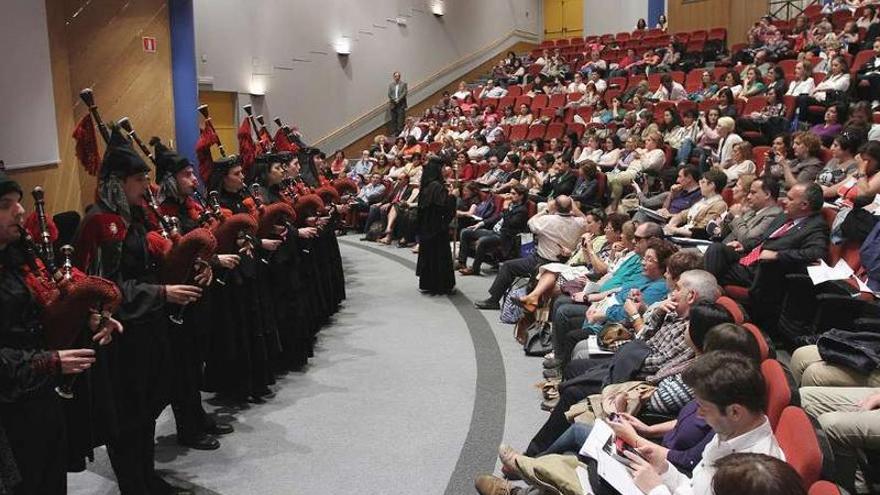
left=69, top=239, right=547, bottom=494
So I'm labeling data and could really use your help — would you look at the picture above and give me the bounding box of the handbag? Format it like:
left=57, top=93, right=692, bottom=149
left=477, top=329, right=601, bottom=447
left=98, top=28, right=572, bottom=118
left=524, top=320, right=554, bottom=356
left=500, top=285, right=527, bottom=324
left=597, top=323, right=634, bottom=350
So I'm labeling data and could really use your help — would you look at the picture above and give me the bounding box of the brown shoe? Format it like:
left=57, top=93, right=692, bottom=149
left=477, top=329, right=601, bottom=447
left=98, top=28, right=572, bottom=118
left=474, top=475, right=519, bottom=495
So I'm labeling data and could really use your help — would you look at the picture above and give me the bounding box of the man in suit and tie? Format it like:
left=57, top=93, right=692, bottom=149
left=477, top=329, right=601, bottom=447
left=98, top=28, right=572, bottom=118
left=719, top=176, right=784, bottom=250
left=388, top=71, right=408, bottom=136
left=705, top=181, right=829, bottom=333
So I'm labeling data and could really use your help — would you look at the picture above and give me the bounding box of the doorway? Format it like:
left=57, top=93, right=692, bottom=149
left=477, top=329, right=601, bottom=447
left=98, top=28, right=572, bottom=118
left=543, top=0, right=584, bottom=40
left=197, top=90, right=238, bottom=157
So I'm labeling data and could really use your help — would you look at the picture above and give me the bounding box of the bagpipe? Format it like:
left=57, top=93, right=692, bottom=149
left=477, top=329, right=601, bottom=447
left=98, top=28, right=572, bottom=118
left=20, top=185, right=122, bottom=399
left=112, top=112, right=218, bottom=324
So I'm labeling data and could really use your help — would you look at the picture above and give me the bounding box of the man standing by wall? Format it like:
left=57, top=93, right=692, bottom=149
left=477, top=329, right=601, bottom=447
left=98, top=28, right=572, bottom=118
left=388, top=71, right=408, bottom=136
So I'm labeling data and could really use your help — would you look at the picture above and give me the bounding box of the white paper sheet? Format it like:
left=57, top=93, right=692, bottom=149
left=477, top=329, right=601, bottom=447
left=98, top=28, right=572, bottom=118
left=579, top=419, right=614, bottom=459
left=807, top=259, right=854, bottom=286
left=596, top=447, right=643, bottom=495
left=587, top=335, right=615, bottom=356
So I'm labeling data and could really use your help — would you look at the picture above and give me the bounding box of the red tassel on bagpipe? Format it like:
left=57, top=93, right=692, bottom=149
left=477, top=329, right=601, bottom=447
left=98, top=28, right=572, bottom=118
left=72, top=113, right=101, bottom=176
left=22, top=212, right=59, bottom=245
left=331, top=178, right=359, bottom=197
left=273, top=128, right=300, bottom=154
left=196, top=120, right=220, bottom=183
left=146, top=230, right=173, bottom=259
left=238, top=118, right=257, bottom=175
left=294, top=193, right=326, bottom=219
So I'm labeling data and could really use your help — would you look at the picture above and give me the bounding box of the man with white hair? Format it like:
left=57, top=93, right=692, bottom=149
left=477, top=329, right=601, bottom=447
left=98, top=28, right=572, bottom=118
left=525, top=269, right=721, bottom=456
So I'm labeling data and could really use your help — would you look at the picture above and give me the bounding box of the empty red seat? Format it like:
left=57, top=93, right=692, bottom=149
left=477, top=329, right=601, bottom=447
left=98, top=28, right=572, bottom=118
left=544, top=122, right=565, bottom=140
left=508, top=124, right=528, bottom=142
left=708, top=28, right=727, bottom=41
left=526, top=124, right=546, bottom=140
left=498, top=95, right=515, bottom=111
left=776, top=406, right=823, bottom=488
left=752, top=146, right=770, bottom=175
left=851, top=49, right=875, bottom=76
left=530, top=94, right=549, bottom=111
left=539, top=107, right=556, bottom=120
left=684, top=70, right=706, bottom=92
left=506, top=85, right=522, bottom=98
left=549, top=93, right=567, bottom=108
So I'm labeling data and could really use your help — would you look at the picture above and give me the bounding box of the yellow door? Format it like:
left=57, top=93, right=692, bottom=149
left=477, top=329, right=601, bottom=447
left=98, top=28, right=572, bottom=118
left=544, top=0, right=583, bottom=40
left=197, top=90, right=238, bottom=158
left=563, top=0, right=583, bottom=38
left=544, top=0, right=564, bottom=39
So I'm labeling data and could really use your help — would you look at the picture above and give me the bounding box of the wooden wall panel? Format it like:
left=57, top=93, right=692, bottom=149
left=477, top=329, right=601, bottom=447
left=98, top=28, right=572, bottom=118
left=668, top=0, right=769, bottom=45
left=668, top=0, right=730, bottom=34
left=9, top=0, right=175, bottom=215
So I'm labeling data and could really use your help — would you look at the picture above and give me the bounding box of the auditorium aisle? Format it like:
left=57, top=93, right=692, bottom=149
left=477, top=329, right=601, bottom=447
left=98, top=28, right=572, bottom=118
left=69, top=238, right=546, bottom=495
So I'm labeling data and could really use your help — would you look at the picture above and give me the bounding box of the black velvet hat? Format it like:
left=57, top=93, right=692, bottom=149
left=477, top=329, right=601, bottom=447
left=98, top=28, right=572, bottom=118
left=150, top=137, right=192, bottom=182
left=100, top=126, right=150, bottom=180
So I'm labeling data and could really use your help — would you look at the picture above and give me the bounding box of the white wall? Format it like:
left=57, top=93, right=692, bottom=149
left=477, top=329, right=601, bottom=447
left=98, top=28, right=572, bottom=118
left=0, top=0, right=58, bottom=170
left=582, top=0, right=655, bottom=37
left=194, top=0, right=540, bottom=151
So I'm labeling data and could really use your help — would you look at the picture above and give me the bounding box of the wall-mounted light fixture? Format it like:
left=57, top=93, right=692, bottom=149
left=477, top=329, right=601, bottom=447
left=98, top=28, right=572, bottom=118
left=430, top=0, right=445, bottom=17
left=395, top=16, right=407, bottom=26
left=334, top=37, right=352, bottom=56
left=249, top=74, right=267, bottom=96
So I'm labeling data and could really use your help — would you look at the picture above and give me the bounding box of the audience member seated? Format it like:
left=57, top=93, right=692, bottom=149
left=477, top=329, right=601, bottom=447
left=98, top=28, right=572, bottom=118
left=571, top=162, right=601, bottom=209
left=455, top=182, right=496, bottom=231
left=533, top=156, right=577, bottom=203
left=348, top=173, right=386, bottom=221
left=474, top=196, right=588, bottom=309
left=801, top=386, right=880, bottom=494
left=704, top=182, right=828, bottom=334
left=855, top=39, right=880, bottom=108
left=717, top=141, right=757, bottom=185
left=624, top=352, right=784, bottom=495
left=518, top=212, right=624, bottom=313
left=795, top=56, right=851, bottom=124
left=810, top=103, right=847, bottom=146
left=778, top=131, right=825, bottom=189
left=477, top=322, right=764, bottom=495
left=702, top=117, right=742, bottom=173
left=607, top=132, right=667, bottom=213
left=712, top=454, right=806, bottom=495
left=457, top=185, right=530, bottom=277
left=653, top=74, right=688, bottom=101
left=375, top=174, right=419, bottom=246
left=717, top=176, right=784, bottom=250
left=736, top=87, right=789, bottom=144
left=634, top=165, right=704, bottom=224
left=664, top=168, right=729, bottom=239
left=818, top=133, right=861, bottom=200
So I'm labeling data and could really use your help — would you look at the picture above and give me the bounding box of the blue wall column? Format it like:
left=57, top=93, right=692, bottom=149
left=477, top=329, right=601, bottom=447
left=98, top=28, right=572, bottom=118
left=648, top=0, right=665, bottom=28
left=169, top=0, right=199, bottom=165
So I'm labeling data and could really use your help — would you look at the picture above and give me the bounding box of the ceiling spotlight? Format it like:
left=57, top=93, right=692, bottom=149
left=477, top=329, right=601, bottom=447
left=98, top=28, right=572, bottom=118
left=431, top=1, right=445, bottom=16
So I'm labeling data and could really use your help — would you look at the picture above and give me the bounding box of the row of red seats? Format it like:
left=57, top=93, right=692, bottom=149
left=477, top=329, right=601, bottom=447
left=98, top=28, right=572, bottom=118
left=538, top=27, right=727, bottom=48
